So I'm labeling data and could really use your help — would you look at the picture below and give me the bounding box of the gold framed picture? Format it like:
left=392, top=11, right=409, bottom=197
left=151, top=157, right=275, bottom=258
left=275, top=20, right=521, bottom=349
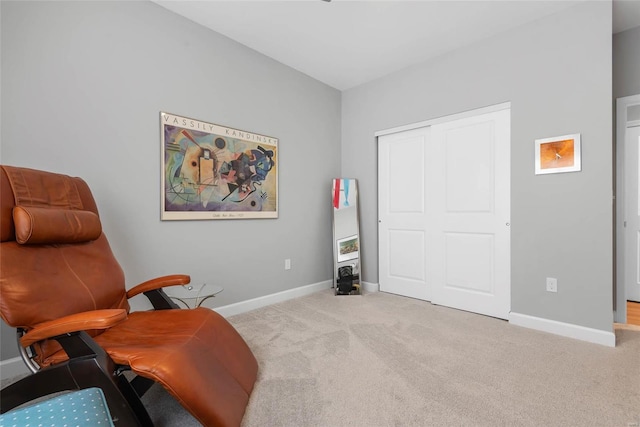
left=535, top=133, right=581, bottom=175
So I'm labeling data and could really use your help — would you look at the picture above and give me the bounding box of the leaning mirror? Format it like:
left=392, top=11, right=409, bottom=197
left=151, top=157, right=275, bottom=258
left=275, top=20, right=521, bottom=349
left=332, top=178, right=361, bottom=295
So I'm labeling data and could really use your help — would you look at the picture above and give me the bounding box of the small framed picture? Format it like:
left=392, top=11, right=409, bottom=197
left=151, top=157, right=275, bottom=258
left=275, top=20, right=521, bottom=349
left=535, top=133, right=581, bottom=175
left=336, top=234, right=359, bottom=262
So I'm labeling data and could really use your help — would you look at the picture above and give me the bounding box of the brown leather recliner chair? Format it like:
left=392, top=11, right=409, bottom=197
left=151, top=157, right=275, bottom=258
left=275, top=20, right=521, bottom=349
left=0, top=165, right=258, bottom=426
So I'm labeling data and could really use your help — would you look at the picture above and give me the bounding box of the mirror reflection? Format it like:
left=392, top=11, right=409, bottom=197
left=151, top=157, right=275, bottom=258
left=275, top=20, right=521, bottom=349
left=332, top=178, right=361, bottom=295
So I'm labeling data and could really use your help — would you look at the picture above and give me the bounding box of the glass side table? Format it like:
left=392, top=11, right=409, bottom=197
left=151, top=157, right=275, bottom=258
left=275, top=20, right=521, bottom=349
left=165, top=283, right=224, bottom=309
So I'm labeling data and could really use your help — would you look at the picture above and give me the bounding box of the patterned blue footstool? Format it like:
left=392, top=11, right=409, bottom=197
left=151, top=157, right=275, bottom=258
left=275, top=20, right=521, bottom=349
left=0, top=387, right=114, bottom=427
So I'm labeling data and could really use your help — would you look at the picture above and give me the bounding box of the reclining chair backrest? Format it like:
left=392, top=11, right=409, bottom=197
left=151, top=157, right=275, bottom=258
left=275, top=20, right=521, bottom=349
left=0, top=166, right=129, bottom=362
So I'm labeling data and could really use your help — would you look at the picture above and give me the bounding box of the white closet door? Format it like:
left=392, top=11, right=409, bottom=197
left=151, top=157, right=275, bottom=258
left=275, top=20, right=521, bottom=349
left=378, top=127, right=431, bottom=300
left=428, top=109, right=511, bottom=319
left=378, top=107, right=511, bottom=320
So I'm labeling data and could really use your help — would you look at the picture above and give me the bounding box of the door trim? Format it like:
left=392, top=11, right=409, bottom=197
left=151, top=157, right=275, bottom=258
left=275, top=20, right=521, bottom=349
left=374, top=102, right=511, bottom=138
left=615, top=93, right=640, bottom=323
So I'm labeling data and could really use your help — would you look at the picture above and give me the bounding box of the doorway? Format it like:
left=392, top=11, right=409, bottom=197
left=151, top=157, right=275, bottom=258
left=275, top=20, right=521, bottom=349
left=378, top=104, right=511, bottom=319
left=616, top=94, right=640, bottom=324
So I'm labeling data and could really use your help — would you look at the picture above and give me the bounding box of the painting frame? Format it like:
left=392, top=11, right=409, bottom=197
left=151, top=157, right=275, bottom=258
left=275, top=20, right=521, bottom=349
left=535, top=133, right=581, bottom=175
left=161, top=112, right=278, bottom=220
left=336, top=234, right=359, bottom=262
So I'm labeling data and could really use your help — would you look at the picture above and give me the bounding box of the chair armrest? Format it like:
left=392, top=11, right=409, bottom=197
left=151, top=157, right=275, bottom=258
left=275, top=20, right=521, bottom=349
left=125, top=274, right=191, bottom=299
left=20, top=309, right=127, bottom=347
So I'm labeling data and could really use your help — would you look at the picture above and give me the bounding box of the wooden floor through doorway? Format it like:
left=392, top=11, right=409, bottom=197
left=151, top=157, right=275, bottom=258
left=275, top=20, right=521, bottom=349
left=628, top=300, right=640, bottom=326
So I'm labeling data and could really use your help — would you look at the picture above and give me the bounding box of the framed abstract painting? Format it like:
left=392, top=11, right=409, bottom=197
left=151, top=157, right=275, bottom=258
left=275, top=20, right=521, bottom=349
left=161, top=112, right=278, bottom=220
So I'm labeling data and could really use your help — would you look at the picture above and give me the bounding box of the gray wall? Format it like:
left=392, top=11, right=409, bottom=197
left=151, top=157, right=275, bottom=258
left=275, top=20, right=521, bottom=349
left=613, top=25, right=640, bottom=99
left=342, top=2, right=613, bottom=332
left=0, top=0, right=620, bottom=363
left=0, top=1, right=341, bottom=359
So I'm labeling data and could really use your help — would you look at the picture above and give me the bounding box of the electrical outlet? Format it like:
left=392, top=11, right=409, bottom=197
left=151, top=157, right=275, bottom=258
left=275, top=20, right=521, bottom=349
left=285, top=259, right=291, bottom=270
left=546, top=277, right=557, bottom=293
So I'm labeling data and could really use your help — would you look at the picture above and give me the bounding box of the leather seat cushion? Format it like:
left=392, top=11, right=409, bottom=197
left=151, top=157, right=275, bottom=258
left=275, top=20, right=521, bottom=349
left=43, top=308, right=258, bottom=427
left=103, top=308, right=257, bottom=427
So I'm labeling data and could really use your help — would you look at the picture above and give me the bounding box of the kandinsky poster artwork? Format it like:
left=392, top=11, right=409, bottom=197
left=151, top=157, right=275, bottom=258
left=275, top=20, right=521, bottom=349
left=161, top=112, right=278, bottom=220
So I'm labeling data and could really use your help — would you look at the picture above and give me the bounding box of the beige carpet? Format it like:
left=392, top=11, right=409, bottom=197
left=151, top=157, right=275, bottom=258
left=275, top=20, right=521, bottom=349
left=141, top=289, right=640, bottom=426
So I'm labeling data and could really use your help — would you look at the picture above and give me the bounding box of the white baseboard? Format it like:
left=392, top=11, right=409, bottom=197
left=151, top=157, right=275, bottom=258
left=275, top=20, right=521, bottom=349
left=361, top=281, right=379, bottom=293
left=214, top=280, right=333, bottom=318
left=509, top=312, right=616, bottom=347
left=1, top=357, right=30, bottom=381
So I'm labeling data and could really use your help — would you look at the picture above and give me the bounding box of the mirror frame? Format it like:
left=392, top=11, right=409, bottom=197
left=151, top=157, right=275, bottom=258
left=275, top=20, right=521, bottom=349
left=332, top=178, right=361, bottom=295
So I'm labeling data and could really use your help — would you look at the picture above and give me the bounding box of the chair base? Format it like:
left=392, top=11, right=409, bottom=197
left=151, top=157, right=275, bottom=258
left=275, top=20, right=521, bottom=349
left=1, top=332, right=151, bottom=426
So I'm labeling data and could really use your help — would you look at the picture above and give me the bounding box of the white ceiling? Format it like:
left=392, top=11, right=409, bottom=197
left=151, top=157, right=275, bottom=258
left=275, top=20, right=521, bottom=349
left=152, top=0, right=640, bottom=91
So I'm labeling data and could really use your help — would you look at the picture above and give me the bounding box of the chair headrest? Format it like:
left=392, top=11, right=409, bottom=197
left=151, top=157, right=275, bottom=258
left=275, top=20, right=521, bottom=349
left=13, top=206, right=102, bottom=245
left=1, top=165, right=102, bottom=243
